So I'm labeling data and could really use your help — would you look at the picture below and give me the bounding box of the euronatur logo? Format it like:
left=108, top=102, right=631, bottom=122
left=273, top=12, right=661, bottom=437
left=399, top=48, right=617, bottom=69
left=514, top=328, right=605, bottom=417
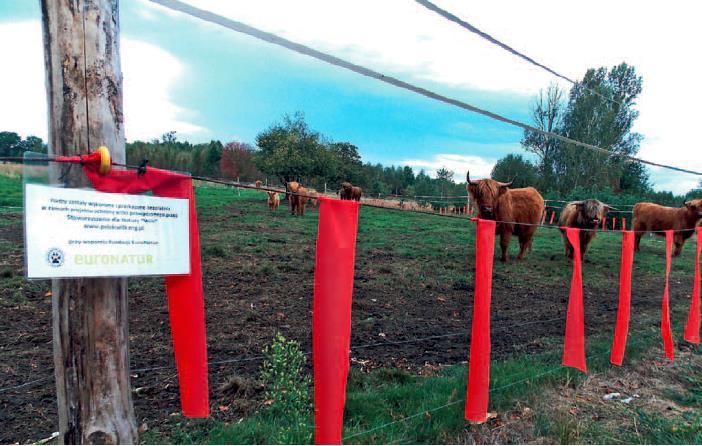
left=46, top=248, right=65, bottom=267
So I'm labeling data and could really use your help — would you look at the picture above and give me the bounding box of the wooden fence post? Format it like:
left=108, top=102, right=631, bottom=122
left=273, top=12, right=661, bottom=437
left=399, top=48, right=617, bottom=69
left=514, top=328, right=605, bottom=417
left=41, top=0, right=138, bottom=443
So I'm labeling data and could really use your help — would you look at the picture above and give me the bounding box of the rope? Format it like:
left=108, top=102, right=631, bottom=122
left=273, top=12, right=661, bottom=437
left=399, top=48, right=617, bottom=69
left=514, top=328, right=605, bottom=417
left=147, top=0, right=701, bottom=177
left=413, top=0, right=623, bottom=107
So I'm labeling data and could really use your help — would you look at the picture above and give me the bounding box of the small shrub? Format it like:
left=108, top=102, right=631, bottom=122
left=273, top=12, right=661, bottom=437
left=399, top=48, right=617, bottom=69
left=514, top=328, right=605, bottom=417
left=260, top=333, right=313, bottom=444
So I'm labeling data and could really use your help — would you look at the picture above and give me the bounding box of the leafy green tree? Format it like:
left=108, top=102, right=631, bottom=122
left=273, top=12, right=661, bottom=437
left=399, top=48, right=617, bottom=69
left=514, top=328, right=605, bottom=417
left=523, top=63, right=649, bottom=195
left=435, top=167, right=454, bottom=197
left=328, top=142, right=363, bottom=186
left=558, top=63, right=647, bottom=193
left=254, top=112, right=325, bottom=184
left=203, top=140, right=223, bottom=177
left=491, top=154, right=539, bottom=188
left=0, top=132, right=22, bottom=157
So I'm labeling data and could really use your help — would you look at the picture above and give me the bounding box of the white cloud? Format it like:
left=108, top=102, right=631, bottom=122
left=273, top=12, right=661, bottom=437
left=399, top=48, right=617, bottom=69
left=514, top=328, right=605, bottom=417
left=121, top=39, right=206, bottom=140
left=0, top=22, right=46, bottom=139
left=400, top=153, right=497, bottom=180
left=175, top=0, right=702, bottom=192
left=0, top=21, right=204, bottom=142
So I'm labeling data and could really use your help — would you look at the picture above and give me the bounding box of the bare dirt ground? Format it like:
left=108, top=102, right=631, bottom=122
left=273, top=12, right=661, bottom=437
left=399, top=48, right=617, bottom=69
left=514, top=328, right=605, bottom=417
left=0, top=196, right=698, bottom=443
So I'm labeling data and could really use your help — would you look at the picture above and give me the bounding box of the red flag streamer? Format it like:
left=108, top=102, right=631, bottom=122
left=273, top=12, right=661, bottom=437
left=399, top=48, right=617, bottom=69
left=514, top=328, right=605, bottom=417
left=549, top=210, right=556, bottom=225
left=83, top=165, right=209, bottom=417
left=661, top=230, right=675, bottom=360
left=540, top=209, right=547, bottom=225
left=613, top=217, right=617, bottom=231
left=622, top=217, right=627, bottom=231
left=562, top=227, right=587, bottom=373
left=611, top=231, right=635, bottom=365
left=602, top=218, right=606, bottom=230
left=684, top=227, right=702, bottom=344
left=313, top=197, right=360, bottom=444
left=465, top=218, right=496, bottom=423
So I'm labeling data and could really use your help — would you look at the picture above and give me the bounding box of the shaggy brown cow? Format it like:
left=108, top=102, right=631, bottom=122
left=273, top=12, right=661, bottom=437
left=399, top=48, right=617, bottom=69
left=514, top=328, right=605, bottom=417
left=466, top=171, right=545, bottom=262
left=339, top=182, right=354, bottom=200
left=307, top=189, right=320, bottom=207
left=633, top=199, right=702, bottom=256
left=255, top=180, right=262, bottom=188
left=267, top=191, right=280, bottom=211
left=287, top=181, right=309, bottom=216
left=558, top=199, right=611, bottom=259
left=351, top=186, right=362, bottom=202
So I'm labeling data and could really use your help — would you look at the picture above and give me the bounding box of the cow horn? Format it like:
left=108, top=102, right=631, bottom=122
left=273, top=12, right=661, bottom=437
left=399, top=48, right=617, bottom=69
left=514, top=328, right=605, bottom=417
left=603, top=204, right=618, bottom=211
left=498, top=180, right=513, bottom=187
left=570, top=200, right=584, bottom=206
left=466, top=171, right=477, bottom=185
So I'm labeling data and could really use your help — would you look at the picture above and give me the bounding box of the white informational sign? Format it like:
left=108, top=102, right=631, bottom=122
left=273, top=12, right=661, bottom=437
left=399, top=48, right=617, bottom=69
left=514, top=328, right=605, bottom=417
left=25, top=184, right=190, bottom=278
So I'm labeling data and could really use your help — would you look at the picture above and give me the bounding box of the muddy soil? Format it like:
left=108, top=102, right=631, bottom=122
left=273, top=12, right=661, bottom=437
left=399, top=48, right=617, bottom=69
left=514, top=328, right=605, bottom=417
left=0, top=207, right=695, bottom=443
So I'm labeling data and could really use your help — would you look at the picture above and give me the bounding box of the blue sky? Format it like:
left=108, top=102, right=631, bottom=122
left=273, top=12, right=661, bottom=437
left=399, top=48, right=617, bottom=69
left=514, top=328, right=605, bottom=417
left=1, top=0, right=701, bottom=192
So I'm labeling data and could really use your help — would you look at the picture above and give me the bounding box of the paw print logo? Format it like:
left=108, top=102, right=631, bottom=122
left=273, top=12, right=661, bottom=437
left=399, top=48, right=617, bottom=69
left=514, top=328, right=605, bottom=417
left=46, top=248, right=65, bottom=267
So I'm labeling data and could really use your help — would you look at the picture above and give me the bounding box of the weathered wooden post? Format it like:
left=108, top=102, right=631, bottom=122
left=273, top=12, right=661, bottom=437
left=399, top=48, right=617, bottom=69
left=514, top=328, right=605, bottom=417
left=41, top=0, right=137, bottom=443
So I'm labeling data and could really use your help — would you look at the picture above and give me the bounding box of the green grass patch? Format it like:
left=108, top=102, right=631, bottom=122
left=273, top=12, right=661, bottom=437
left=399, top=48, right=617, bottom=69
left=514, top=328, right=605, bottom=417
left=150, top=323, right=675, bottom=445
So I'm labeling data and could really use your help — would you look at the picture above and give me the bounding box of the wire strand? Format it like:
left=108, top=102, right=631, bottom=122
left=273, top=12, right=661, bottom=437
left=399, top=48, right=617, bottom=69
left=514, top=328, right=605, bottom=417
left=413, top=0, right=623, bottom=107
left=2, top=156, right=693, bottom=233
left=146, top=0, right=701, bottom=177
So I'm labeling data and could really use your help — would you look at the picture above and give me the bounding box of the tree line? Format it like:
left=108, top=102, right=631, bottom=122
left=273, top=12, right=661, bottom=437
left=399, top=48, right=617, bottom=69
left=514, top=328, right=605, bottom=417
left=1, top=63, right=700, bottom=207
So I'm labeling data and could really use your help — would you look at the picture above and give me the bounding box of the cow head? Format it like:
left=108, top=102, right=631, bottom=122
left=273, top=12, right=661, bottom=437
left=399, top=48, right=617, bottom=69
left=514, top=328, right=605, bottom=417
left=466, top=171, right=512, bottom=219
left=684, top=199, right=702, bottom=217
left=571, top=199, right=612, bottom=228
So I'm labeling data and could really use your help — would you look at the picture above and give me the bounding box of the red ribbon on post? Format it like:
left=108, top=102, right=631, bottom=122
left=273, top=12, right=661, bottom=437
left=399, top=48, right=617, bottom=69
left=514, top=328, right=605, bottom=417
left=549, top=211, right=556, bottom=225
left=313, top=197, right=360, bottom=444
left=684, top=227, right=702, bottom=344
left=83, top=164, right=209, bottom=417
left=562, top=227, right=587, bottom=373
left=611, top=231, right=635, bottom=365
left=661, top=230, right=675, bottom=360
left=465, top=218, right=496, bottom=423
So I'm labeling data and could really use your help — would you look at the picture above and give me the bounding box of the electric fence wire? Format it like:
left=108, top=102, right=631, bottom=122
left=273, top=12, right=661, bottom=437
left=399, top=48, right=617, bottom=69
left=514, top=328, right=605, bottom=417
left=146, top=0, right=702, bottom=177
left=0, top=156, right=692, bottom=233
left=0, top=316, right=567, bottom=394
left=413, top=0, right=624, bottom=107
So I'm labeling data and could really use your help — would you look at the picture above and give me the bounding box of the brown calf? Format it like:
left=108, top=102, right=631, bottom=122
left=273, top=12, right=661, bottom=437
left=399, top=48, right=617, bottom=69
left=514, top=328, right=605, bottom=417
left=558, top=199, right=611, bottom=259
left=633, top=199, right=702, bottom=256
left=267, top=191, right=280, bottom=211
left=351, top=186, right=362, bottom=201
left=466, top=171, right=544, bottom=262
left=287, top=181, right=309, bottom=216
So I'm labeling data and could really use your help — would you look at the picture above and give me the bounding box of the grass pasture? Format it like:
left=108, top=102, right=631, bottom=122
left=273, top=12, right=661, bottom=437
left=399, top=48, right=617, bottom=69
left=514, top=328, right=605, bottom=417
left=0, top=173, right=700, bottom=444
